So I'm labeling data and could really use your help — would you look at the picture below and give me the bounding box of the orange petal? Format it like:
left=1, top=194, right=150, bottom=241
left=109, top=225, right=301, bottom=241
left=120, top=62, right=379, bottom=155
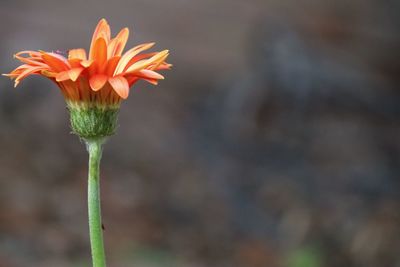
left=91, top=37, right=108, bottom=71
left=15, top=50, right=42, bottom=57
left=6, top=64, right=30, bottom=76
left=148, top=57, right=171, bottom=71
left=41, top=52, right=69, bottom=72
left=56, top=67, right=84, bottom=82
left=14, top=66, right=46, bottom=87
left=89, top=74, right=108, bottom=91
left=105, top=56, right=121, bottom=76
left=157, top=63, right=173, bottom=70
left=137, top=69, right=164, bottom=80
left=55, top=71, right=69, bottom=82
left=89, top=19, right=111, bottom=60
left=69, top=67, right=84, bottom=81
left=14, top=55, right=46, bottom=67
left=81, top=59, right=94, bottom=68
left=41, top=70, right=57, bottom=78
left=68, top=48, right=87, bottom=60
left=108, top=76, right=129, bottom=99
left=108, top=28, right=129, bottom=58
left=122, top=52, right=157, bottom=70
left=68, top=58, right=82, bottom=68
left=3, top=73, right=20, bottom=78
left=125, top=50, right=169, bottom=74
left=114, top=43, right=155, bottom=75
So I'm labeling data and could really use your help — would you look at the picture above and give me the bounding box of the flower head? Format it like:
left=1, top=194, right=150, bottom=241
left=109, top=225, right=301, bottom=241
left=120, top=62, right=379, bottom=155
left=4, top=19, right=171, bottom=139
left=4, top=18, right=171, bottom=108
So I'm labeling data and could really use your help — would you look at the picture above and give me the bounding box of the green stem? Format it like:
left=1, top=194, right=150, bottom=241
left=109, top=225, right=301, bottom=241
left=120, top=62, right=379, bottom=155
left=86, top=138, right=107, bottom=267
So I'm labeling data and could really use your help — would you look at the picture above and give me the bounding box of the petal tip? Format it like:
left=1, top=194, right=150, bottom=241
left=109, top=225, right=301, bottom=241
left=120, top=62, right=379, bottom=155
left=99, top=18, right=109, bottom=25
left=89, top=74, right=108, bottom=91
left=109, top=76, right=129, bottom=99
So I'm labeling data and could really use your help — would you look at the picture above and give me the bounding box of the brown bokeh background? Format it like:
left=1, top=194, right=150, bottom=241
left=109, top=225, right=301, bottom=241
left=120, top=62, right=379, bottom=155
left=0, top=0, right=400, bottom=266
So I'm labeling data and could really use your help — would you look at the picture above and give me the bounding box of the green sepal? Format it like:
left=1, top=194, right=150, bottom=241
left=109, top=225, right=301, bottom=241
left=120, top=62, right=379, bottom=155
left=68, top=105, right=120, bottom=139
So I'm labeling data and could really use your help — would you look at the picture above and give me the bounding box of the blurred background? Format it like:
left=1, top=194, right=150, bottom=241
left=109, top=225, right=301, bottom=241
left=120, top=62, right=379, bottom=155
left=0, top=0, right=400, bottom=266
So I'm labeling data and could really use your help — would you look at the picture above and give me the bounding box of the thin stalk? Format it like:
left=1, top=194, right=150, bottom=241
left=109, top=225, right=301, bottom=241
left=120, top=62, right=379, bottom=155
left=86, top=138, right=107, bottom=267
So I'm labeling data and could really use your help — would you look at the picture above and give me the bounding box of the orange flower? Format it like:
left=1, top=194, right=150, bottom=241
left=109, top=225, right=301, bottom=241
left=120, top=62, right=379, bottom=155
left=4, top=19, right=171, bottom=106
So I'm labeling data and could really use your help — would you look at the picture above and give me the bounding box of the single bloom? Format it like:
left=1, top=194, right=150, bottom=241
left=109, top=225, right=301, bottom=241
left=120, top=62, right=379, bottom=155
left=4, top=19, right=171, bottom=139
left=4, top=19, right=172, bottom=266
left=4, top=18, right=171, bottom=108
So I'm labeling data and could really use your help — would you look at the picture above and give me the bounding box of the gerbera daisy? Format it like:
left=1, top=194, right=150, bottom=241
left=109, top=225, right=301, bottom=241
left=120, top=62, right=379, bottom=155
left=4, top=18, right=171, bottom=138
left=3, top=19, right=172, bottom=267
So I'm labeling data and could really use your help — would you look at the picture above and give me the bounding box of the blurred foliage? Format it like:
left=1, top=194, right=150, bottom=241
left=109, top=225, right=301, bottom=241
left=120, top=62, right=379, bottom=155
left=286, top=247, right=322, bottom=267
